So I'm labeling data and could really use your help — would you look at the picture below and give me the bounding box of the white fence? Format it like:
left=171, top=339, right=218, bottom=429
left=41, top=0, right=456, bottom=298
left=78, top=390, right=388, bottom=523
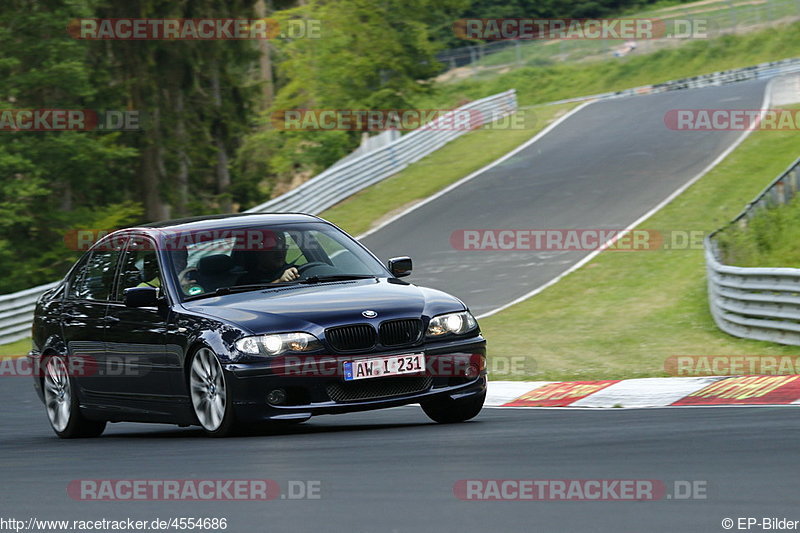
left=706, top=158, right=800, bottom=345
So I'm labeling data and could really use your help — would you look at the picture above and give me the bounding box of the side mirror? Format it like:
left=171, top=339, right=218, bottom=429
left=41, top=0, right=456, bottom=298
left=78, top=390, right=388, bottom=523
left=124, top=287, right=160, bottom=308
left=388, top=256, right=412, bottom=278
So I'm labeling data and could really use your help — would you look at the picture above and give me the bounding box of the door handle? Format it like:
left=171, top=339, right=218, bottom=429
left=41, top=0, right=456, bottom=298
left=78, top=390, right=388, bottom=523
left=61, top=314, right=82, bottom=327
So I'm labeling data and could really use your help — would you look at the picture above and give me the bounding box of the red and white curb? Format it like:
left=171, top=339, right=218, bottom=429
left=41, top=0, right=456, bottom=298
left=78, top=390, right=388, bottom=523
left=486, top=376, right=800, bottom=408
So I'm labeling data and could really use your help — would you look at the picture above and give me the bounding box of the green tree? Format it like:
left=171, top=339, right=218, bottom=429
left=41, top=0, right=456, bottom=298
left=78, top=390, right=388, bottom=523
left=235, top=0, right=469, bottom=208
left=0, top=0, right=139, bottom=291
left=93, top=0, right=260, bottom=219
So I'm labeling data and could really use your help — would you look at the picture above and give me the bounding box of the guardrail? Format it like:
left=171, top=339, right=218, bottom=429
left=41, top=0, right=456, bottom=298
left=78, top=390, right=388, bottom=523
left=245, top=89, right=518, bottom=214
left=548, top=57, right=800, bottom=105
left=706, top=157, right=800, bottom=345
left=0, top=282, right=58, bottom=344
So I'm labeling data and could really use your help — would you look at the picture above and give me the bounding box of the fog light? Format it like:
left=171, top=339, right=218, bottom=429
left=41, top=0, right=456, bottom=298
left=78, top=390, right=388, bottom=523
left=267, top=389, right=287, bottom=405
left=465, top=364, right=479, bottom=378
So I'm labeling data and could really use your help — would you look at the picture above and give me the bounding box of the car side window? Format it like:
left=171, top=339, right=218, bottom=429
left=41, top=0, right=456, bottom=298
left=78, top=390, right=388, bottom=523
left=66, top=255, right=90, bottom=300
left=68, top=248, right=123, bottom=301
left=115, top=240, right=163, bottom=301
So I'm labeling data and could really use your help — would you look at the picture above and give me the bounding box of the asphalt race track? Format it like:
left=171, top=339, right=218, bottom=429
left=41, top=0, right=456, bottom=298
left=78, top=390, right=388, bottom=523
left=363, top=79, right=769, bottom=315
left=2, top=377, right=800, bottom=533
left=3, top=80, right=796, bottom=533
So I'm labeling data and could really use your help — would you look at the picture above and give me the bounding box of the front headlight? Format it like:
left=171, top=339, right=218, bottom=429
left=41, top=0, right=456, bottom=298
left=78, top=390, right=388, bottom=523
left=426, top=311, right=478, bottom=337
left=234, top=332, right=321, bottom=357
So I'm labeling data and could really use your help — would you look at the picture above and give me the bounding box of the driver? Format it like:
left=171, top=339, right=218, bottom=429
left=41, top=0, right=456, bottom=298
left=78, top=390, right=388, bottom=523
left=237, top=231, right=299, bottom=285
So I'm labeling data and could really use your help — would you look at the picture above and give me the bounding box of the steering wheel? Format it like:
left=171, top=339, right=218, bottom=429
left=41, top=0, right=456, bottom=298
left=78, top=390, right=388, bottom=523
left=296, top=261, right=333, bottom=277
left=178, top=267, right=200, bottom=286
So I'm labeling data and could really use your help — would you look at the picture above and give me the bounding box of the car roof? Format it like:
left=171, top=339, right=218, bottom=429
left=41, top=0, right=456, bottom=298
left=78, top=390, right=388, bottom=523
left=135, top=212, right=323, bottom=232
left=88, top=213, right=330, bottom=253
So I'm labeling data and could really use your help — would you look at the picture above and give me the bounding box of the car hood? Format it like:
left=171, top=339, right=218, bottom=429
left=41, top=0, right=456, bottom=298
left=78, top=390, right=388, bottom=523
left=181, top=278, right=466, bottom=334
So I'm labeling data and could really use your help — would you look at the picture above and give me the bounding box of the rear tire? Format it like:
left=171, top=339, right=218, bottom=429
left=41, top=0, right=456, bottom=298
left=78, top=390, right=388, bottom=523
left=42, top=355, right=106, bottom=439
left=421, top=390, right=486, bottom=424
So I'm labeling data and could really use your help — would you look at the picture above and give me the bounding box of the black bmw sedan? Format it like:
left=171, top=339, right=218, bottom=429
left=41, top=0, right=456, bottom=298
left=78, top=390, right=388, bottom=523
left=29, top=213, right=486, bottom=437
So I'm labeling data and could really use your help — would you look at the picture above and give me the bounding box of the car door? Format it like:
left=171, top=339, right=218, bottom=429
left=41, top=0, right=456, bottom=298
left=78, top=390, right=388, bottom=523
left=103, top=236, right=180, bottom=408
left=62, top=239, right=125, bottom=399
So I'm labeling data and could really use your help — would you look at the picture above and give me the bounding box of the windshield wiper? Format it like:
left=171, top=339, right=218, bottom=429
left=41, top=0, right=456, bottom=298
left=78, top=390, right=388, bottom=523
left=298, top=274, right=377, bottom=284
left=184, top=282, right=299, bottom=301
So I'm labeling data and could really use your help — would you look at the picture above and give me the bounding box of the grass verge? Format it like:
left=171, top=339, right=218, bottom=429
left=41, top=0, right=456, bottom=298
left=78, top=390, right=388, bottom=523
left=0, top=337, right=31, bottom=357
left=468, top=0, right=799, bottom=71
left=321, top=104, right=577, bottom=236
left=425, top=21, right=800, bottom=107
left=482, top=107, right=800, bottom=382
left=716, top=190, right=800, bottom=267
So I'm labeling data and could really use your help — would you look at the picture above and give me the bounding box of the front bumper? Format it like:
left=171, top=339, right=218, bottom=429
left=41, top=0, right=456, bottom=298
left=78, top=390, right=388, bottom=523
left=224, top=337, right=487, bottom=422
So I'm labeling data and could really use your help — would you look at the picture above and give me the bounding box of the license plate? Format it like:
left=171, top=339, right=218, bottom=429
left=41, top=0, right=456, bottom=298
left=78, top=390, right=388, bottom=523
left=343, top=353, right=425, bottom=381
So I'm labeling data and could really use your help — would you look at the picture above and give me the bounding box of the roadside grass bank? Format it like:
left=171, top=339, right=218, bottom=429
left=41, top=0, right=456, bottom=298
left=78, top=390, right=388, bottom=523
left=0, top=338, right=31, bottom=357
left=482, top=106, right=800, bottom=382
left=463, top=0, right=800, bottom=73
left=716, top=193, right=800, bottom=267
left=426, top=21, right=800, bottom=108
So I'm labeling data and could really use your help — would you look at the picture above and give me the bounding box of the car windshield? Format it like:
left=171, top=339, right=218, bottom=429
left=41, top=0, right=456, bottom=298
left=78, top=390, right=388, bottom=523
left=163, top=222, right=388, bottom=299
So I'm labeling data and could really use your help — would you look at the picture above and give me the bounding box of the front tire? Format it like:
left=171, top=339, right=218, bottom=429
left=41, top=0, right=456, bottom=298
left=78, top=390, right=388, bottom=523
left=421, top=390, right=486, bottom=424
left=189, top=347, right=238, bottom=437
left=42, top=355, right=106, bottom=438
